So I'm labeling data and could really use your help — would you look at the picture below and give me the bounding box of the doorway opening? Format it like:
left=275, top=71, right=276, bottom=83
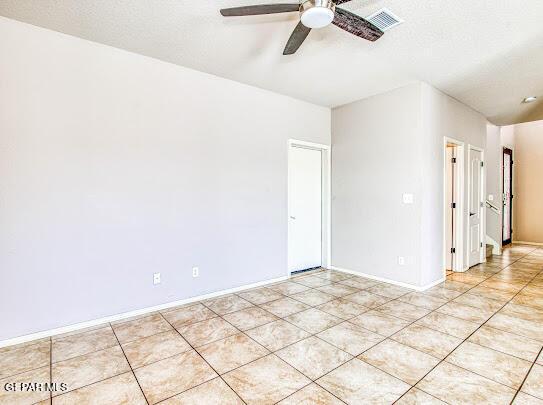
left=502, top=148, right=513, bottom=246
left=468, top=145, right=485, bottom=267
left=287, top=139, right=330, bottom=275
left=443, top=138, right=464, bottom=274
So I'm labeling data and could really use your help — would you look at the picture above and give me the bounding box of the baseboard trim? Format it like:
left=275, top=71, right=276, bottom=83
left=0, top=275, right=289, bottom=349
left=330, top=266, right=445, bottom=292
left=513, top=241, right=543, bottom=246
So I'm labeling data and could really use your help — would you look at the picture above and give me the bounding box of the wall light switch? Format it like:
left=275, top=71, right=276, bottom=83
left=153, top=272, right=161, bottom=285
left=488, top=194, right=494, bottom=201
left=192, top=267, right=199, bottom=278
left=398, top=256, right=405, bottom=266
left=402, top=193, right=414, bottom=204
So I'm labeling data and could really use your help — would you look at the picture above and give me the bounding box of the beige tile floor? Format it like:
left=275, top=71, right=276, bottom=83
left=1, top=245, right=543, bottom=404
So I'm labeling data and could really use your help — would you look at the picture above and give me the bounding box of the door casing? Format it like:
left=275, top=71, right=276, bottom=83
left=502, top=147, right=513, bottom=246
left=467, top=145, right=485, bottom=267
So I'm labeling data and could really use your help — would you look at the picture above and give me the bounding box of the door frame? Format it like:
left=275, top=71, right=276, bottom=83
left=442, top=137, right=465, bottom=274
left=502, top=147, right=513, bottom=246
left=467, top=144, right=486, bottom=266
left=287, top=139, right=331, bottom=276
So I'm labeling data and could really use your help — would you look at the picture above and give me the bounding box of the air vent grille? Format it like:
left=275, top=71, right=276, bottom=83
left=366, top=8, right=403, bottom=31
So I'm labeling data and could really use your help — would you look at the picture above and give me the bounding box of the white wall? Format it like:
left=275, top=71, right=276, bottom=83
left=485, top=123, right=502, bottom=249
left=331, top=82, right=487, bottom=288
left=0, top=17, right=330, bottom=341
left=420, top=84, right=487, bottom=284
left=331, top=83, right=424, bottom=286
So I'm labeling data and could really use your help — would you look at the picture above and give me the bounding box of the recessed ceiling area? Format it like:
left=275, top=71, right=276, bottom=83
left=1, top=0, right=542, bottom=125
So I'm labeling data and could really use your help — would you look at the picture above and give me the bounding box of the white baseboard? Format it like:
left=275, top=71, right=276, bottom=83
left=330, top=266, right=446, bottom=292
left=0, top=275, right=289, bottom=349
left=513, top=241, right=543, bottom=246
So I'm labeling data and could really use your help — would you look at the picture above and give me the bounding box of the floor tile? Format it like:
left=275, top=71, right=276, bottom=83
left=440, top=280, right=472, bottom=292
left=468, top=325, right=542, bottom=362
left=339, top=276, right=380, bottom=289
left=500, top=303, right=543, bottom=323
left=479, top=279, right=525, bottom=293
left=316, top=271, right=354, bottom=282
left=112, top=313, right=172, bottom=344
left=52, top=346, right=130, bottom=395
left=317, top=298, right=369, bottom=320
left=222, top=306, right=277, bottom=331
left=268, top=281, right=310, bottom=295
left=343, top=290, right=391, bottom=308
left=318, top=321, right=384, bottom=356
left=278, top=383, right=344, bottom=404
left=469, top=285, right=517, bottom=301
left=52, top=372, right=146, bottom=405
left=538, top=351, right=543, bottom=365
left=159, top=377, right=243, bottom=405
left=391, top=324, right=462, bottom=359
left=197, top=333, right=269, bottom=374
left=317, top=358, right=410, bottom=404
left=294, top=275, right=333, bottom=288
left=276, top=336, right=352, bottom=379
left=223, top=354, right=310, bottom=404
left=365, top=284, right=411, bottom=298
left=377, top=300, right=431, bottom=321
left=0, top=366, right=50, bottom=405
left=486, top=313, right=543, bottom=342
left=204, top=295, right=253, bottom=315
left=284, top=308, right=342, bottom=334
left=522, top=364, right=543, bottom=400
left=245, top=320, right=310, bottom=351
left=237, top=287, right=284, bottom=305
left=161, top=303, right=217, bottom=328
left=436, top=301, right=495, bottom=323
left=122, top=330, right=191, bottom=369
left=316, top=283, right=359, bottom=297
left=259, top=297, right=310, bottom=318
left=513, top=392, right=543, bottom=404
left=395, top=388, right=446, bottom=404
left=349, top=310, right=410, bottom=337
left=290, top=289, right=335, bottom=306
left=453, top=293, right=504, bottom=312
left=446, top=341, right=531, bottom=389
left=52, top=326, right=117, bottom=363
left=422, top=286, right=464, bottom=300
left=177, top=317, right=239, bottom=347
left=512, top=294, right=543, bottom=311
left=416, top=362, right=515, bottom=404
left=415, top=311, right=480, bottom=339
left=359, top=339, right=440, bottom=385
left=398, top=292, right=449, bottom=310
left=0, top=340, right=50, bottom=379
left=134, top=350, right=217, bottom=404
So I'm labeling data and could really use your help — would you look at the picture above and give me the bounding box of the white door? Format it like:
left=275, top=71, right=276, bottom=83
left=469, top=149, right=483, bottom=266
left=288, top=146, right=322, bottom=272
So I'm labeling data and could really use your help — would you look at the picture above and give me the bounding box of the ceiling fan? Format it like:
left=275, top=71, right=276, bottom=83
left=220, top=0, right=384, bottom=55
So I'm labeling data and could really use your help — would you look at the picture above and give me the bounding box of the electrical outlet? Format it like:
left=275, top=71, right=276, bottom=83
left=153, top=272, right=161, bottom=285
left=398, top=256, right=405, bottom=266
left=192, top=267, right=199, bottom=278
left=402, top=193, right=414, bottom=204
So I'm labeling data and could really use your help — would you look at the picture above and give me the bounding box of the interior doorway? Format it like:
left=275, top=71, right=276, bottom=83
left=468, top=146, right=485, bottom=267
left=288, top=140, right=330, bottom=274
left=502, top=147, right=513, bottom=245
left=443, top=138, right=464, bottom=274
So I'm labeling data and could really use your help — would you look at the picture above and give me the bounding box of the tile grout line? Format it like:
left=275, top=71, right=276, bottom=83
left=157, top=311, right=248, bottom=405
left=109, top=324, right=150, bottom=405
left=391, top=248, right=542, bottom=404
left=510, top=346, right=543, bottom=404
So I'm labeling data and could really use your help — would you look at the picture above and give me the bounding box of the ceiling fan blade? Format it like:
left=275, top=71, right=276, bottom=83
left=220, top=3, right=299, bottom=16
left=283, top=21, right=311, bottom=55
left=332, top=7, right=383, bottom=41
left=334, top=0, right=353, bottom=4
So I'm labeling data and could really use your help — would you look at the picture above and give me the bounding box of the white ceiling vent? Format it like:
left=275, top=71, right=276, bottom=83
left=366, top=8, right=403, bottom=32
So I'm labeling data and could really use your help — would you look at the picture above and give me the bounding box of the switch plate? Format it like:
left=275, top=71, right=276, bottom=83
left=488, top=194, right=494, bottom=201
left=398, top=256, right=405, bottom=266
left=192, top=267, right=199, bottom=278
left=402, top=193, right=414, bottom=204
left=153, top=272, right=161, bottom=285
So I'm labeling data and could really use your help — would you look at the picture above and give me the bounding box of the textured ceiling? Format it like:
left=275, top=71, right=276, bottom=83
left=1, top=0, right=543, bottom=125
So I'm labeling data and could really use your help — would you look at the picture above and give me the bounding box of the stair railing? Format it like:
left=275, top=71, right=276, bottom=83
left=486, top=200, right=500, bottom=215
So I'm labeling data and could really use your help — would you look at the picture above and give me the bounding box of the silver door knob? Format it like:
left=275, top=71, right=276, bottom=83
left=290, top=216, right=296, bottom=220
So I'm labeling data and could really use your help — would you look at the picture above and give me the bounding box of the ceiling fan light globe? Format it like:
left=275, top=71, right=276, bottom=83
left=301, top=7, right=334, bottom=28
